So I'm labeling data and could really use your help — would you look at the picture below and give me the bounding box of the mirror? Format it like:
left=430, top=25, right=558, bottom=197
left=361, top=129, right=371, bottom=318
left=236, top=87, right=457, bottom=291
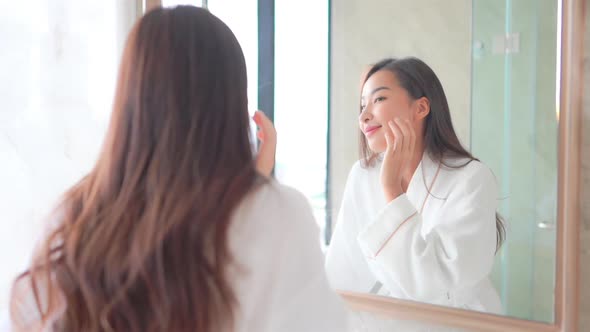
left=326, top=0, right=561, bottom=325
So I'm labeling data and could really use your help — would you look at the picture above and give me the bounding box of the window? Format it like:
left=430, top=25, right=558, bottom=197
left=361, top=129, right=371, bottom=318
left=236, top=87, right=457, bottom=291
left=274, top=1, right=330, bottom=245
left=207, top=0, right=259, bottom=118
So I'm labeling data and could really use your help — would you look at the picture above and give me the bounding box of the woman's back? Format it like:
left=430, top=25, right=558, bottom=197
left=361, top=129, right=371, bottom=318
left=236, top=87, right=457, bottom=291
left=11, top=181, right=348, bottom=332
left=10, top=6, right=348, bottom=332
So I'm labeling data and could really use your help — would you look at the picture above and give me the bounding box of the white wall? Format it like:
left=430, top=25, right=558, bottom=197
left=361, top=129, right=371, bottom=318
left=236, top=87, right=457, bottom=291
left=0, top=0, right=139, bottom=313
left=329, top=0, right=472, bottom=220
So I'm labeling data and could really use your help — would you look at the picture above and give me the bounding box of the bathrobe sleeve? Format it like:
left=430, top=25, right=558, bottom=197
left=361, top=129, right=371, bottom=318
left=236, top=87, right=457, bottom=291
left=356, top=165, right=499, bottom=302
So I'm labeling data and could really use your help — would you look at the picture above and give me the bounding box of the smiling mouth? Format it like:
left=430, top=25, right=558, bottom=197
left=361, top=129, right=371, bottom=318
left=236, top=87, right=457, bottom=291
left=364, top=126, right=381, bottom=136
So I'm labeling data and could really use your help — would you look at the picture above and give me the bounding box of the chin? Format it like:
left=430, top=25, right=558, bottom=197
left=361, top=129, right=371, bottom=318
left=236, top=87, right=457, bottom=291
left=367, top=141, right=386, bottom=154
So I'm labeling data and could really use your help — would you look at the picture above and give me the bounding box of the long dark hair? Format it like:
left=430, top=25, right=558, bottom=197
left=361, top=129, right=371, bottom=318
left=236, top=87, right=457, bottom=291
left=360, top=57, right=505, bottom=251
left=11, top=6, right=262, bottom=331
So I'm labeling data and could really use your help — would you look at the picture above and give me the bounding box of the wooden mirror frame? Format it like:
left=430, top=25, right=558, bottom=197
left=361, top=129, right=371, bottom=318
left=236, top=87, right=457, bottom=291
left=338, top=0, right=585, bottom=331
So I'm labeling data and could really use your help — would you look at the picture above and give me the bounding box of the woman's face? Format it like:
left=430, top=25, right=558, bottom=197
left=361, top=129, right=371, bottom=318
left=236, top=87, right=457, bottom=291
left=359, top=70, right=416, bottom=153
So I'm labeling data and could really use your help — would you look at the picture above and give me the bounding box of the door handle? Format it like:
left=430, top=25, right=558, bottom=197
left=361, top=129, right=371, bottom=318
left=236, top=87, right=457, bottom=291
left=537, top=221, right=556, bottom=230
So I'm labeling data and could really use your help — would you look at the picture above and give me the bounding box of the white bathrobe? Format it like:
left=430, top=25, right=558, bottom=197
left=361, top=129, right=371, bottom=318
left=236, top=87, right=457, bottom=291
left=325, top=152, right=502, bottom=329
left=9, top=181, right=349, bottom=332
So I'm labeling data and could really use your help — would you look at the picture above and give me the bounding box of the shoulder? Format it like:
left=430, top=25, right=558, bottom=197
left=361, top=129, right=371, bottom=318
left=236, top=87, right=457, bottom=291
left=350, top=158, right=379, bottom=174
left=347, top=159, right=379, bottom=184
left=227, top=181, right=321, bottom=277
left=246, top=180, right=311, bottom=212
left=350, top=160, right=365, bottom=173
left=441, top=158, right=498, bottom=195
left=457, top=159, right=496, bottom=184
left=232, top=180, right=318, bottom=237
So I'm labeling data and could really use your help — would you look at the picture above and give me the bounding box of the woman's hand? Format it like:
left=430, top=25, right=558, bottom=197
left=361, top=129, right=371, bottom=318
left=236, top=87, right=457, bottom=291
left=381, top=118, right=416, bottom=202
left=253, top=110, right=277, bottom=177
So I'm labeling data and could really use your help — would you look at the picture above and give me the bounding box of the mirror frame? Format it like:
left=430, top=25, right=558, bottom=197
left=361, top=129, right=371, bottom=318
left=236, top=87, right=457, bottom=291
left=337, top=0, right=585, bottom=330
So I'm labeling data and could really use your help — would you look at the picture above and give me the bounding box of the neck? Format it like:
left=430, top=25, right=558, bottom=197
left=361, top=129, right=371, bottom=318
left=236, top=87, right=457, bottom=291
left=401, top=138, right=426, bottom=191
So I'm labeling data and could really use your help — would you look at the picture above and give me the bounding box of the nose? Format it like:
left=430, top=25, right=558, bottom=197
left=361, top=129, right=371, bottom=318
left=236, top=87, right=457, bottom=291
left=359, top=105, right=372, bottom=123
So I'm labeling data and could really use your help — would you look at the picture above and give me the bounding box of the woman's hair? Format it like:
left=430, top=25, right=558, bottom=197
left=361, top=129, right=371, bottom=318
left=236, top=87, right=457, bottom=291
left=11, top=6, right=263, bottom=331
left=360, top=57, right=505, bottom=251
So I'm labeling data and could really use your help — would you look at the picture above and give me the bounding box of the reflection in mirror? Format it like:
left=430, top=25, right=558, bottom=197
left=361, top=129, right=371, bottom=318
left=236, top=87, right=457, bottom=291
left=326, top=0, right=559, bottom=325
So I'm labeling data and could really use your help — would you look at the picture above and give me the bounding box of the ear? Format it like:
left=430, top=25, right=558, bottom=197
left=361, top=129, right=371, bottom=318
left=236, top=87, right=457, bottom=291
left=414, top=97, right=430, bottom=120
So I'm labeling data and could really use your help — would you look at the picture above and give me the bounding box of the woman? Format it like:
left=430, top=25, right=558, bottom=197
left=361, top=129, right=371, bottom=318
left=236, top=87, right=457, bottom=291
left=326, top=57, right=505, bottom=315
left=10, top=6, right=348, bottom=332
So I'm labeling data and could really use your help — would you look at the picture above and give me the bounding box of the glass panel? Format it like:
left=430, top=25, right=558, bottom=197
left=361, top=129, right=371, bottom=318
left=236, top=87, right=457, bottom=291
left=471, top=0, right=559, bottom=322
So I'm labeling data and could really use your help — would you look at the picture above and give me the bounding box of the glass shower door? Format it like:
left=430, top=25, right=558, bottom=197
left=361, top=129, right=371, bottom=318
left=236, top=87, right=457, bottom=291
left=471, top=0, right=559, bottom=322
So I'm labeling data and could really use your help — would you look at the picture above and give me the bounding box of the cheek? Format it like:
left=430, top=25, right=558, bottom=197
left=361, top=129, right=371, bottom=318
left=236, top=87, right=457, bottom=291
left=367, top=131, right=387, bottom=153
left=374, top=102, right=404, bottom=123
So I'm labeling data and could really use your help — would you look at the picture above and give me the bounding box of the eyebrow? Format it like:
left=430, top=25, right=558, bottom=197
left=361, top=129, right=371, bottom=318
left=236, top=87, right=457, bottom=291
left=361, top=86, right=391, bottom=100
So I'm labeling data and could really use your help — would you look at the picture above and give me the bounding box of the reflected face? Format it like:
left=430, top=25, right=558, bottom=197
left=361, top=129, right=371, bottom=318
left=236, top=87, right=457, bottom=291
left=359, top=70, right=414, bottom=153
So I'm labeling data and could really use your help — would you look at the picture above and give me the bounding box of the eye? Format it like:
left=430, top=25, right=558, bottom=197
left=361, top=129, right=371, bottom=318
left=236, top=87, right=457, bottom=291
left=374, top=96, right=386, bottom=103
left=360, top=104, right=366, bottom=112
